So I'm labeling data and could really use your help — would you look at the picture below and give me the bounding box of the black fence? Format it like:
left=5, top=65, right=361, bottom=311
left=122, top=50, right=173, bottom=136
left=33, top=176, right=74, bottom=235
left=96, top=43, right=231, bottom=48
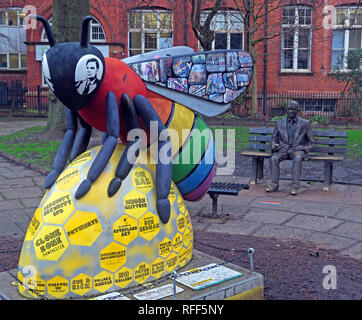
left=0, top=80, right=49, bottom=117
left=0, top=81, right=361, bottom=120
left=233, top=91, right=361, bottom=120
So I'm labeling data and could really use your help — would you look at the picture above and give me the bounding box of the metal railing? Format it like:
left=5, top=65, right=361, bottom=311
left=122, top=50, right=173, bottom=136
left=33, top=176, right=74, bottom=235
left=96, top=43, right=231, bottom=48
left=233, top=91, right=361, bottom=119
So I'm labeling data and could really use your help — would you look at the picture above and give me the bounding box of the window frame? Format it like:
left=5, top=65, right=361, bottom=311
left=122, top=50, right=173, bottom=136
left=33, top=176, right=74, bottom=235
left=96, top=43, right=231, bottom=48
left=199, top=10, right=244, bottom=51
left=128, top=9, right=173, bottom=57
left=41, top=17, right=106, bottom=43
left=0, top=8, right=27, bottom=70
left=331, top=6, right=362, bottom=72
left=281, top=5, right=313, bottom=73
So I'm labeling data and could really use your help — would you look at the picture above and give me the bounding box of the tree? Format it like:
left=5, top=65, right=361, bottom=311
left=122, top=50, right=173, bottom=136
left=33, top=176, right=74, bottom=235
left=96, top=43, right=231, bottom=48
left=189, top=0, right=223, bottom=51
left=45, top=0, right=90, bottom=139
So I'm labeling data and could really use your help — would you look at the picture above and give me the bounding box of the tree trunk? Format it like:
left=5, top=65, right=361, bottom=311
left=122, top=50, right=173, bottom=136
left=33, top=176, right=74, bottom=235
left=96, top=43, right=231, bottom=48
left=249, top=40, right=258, bottom=117
left=45, top=0, right=90, bottom=139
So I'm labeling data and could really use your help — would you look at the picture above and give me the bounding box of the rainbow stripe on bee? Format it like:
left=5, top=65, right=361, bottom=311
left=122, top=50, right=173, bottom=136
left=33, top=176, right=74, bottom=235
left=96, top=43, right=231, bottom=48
left=165, top=102, right=215, bottom=201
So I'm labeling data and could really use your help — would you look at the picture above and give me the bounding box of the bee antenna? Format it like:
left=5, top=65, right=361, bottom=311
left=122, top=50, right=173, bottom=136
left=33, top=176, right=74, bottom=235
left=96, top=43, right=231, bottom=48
left=31, top=15, right=56, bottom=47
left=80, top=16, right=93, bottom=48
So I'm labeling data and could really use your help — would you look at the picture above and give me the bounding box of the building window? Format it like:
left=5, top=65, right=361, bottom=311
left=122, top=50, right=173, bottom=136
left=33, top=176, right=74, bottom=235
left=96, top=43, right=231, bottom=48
left=90, top=18, right=106, bottom=42
left=331, top=6, right=362, bottom=71
left=200, top=10, right=244, bottom=50
left=0, top=8, right=27, bottom=69
left=41, top=18, right=106, bottom=43
left=281, top=6, right=312, bottom=72
left=128, top=10, right=173, bottom=56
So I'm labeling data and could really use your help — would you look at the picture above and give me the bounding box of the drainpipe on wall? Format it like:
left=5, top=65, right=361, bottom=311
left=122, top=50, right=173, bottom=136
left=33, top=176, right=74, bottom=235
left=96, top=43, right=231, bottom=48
left=262, top=0, right=268, bottom=116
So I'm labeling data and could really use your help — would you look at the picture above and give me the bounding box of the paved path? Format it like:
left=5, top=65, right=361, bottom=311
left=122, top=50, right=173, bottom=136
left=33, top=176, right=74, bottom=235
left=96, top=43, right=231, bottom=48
left=0, top=152, right=361, bottom=260
left=0, top=119, right=46, bottom=135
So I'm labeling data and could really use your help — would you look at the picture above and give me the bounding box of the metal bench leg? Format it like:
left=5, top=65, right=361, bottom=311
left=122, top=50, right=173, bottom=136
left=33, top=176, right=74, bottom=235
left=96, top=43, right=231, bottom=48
left=257, top=157, right=264, bottom=180
left=209, top=193, right=219, bottom=217
left=250, top=157, right=258, bottom=185
left=323, top=161, right=333, bottom=191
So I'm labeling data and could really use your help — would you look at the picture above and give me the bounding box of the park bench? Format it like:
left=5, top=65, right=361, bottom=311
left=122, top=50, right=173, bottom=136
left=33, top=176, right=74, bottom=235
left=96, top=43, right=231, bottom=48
left=241, top=127, right=347, bottom=191
left=207, top=182, right=249, bottom=216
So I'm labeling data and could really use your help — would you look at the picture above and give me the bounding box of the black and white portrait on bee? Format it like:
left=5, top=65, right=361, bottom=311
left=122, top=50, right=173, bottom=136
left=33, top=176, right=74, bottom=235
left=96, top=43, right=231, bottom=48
left=75, top=54, right=103, bottom=96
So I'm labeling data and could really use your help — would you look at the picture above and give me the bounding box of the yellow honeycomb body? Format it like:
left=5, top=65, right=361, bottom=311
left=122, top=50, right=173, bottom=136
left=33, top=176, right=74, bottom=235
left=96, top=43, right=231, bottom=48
left=18, top=144, right=193, bottom=299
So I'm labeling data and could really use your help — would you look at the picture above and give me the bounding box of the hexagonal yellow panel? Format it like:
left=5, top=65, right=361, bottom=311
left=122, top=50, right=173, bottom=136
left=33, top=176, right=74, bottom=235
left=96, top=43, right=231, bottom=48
left=139, top=212, right=160, bottom=241
left=166, top=252, right=178, bottom=272
left=100, top=242, right=126, bottom=272
left=183, top=228, right=192, bottom=248
left=159, top=237, right=172, bottom=258
left=46, top=276, right=69, bottom=298
left=178, top=247, right=188, bottom=267
left=177, top=214, right=186, bottom=233
left=55, top=168, right=81, bottom=191
left=18, top=271, right=46, bottom=299
left=33, top=225, right=69, bottom=261
left=24, top=208, right=42, bottom=241
left=113, top=215, right=138, bottom=245
left=123, top=189, right=148, bottom=219
left=65, top=210, right=102, bottom=246
left=151, top=257, right=165, bottom=279
left=187, top=243, right=193, bottom=261
left=70, top=273, right=92, bottom=296
left=131, top=166, right=153, bottom=193
left=185, top=210, right=191, bottom=228
left=168, top=183, right=177, bottom=205
left=172, top=233, right=183, bottom=253
left=69, top=150, right=93, bottom=167
left=93, top=270, right=114, bottom=293
left=177, top=195, right=186, bottom=214
left=115, top=267, right=133, bottom=288
left=42, top=191, right=75, bottom=225
left=134, top=262, right=150, bottom=284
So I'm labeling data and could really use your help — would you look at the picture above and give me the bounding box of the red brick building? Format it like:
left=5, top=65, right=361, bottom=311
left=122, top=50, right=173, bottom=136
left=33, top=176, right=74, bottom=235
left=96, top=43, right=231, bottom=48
left=0, top=0, right=360, bottom=116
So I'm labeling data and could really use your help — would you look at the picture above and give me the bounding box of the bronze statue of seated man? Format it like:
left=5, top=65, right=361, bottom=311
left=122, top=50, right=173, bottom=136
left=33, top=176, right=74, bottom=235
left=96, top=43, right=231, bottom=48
left=266, top=101, right=315, bottom=195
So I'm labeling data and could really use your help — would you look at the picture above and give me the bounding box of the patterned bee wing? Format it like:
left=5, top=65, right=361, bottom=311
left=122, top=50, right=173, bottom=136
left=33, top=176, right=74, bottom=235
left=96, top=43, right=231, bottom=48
left=124, top=47, right=253, bottom=117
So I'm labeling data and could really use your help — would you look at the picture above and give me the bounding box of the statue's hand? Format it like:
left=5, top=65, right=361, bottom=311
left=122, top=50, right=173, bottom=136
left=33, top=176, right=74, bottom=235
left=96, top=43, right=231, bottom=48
left=296, top=145, right=306, bottom=152
left=272, top=143, right=281, bottom=152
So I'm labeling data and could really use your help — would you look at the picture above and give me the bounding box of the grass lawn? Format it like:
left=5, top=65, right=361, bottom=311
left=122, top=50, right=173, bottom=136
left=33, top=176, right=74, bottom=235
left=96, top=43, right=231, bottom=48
left=0, top=126, right=60, bottom=171
left=0, top=125, right=361, bottom=171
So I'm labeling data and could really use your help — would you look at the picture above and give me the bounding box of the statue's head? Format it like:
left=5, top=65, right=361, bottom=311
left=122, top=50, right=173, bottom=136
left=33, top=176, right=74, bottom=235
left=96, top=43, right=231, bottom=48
left=287, top=100, right=299, bottom=119
left=33, top=16, right=106, bottom=111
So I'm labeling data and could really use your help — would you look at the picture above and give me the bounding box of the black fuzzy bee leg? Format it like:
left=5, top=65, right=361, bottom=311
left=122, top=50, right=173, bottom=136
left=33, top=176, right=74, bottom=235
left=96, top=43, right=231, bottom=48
left=69, top=116, right=92, bottom=162
left=75, top=91, right=120, bottom=199
left=108, top=94, right=142, bottom=197
left=44, top=108, right=78, bottom=189
left=134, top=95, right=172, bottom=224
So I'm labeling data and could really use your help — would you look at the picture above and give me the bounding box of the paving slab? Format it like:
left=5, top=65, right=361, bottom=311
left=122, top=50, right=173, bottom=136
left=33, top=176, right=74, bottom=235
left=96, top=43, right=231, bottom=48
left=340, top=242, right=362, bottom=260
left=285, top=214, right=344, bottom=232
left=253, top=224, right=314, bottom=240
left=328, top=222, right=362, bottom=241
left=305, top=232, right=358, bottom=250
left=243, top=207, right=296, bottom=225
left=206, top=219, right=263, bottom=235
left=334, top=206, right=362, bottom=224
left=0, top=186, right=44, bottom=200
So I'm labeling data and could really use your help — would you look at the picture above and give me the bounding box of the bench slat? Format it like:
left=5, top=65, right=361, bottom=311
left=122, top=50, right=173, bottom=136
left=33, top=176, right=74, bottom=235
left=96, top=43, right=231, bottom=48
left=248, top=143, right=271, bottom=150
left=249, top=127, right=274, bottom=134
left=249, top=135, right=272, bottom=142
left=314, top=138, right=347, bottom=146
left=312, top=146, right=346, bottom=154
left=312, top=130, right=348, bottom=138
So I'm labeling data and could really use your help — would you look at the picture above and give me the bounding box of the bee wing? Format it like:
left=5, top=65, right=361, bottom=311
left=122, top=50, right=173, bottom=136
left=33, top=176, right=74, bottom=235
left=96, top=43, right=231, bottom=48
left=124, top=48, right=253, bottom=117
